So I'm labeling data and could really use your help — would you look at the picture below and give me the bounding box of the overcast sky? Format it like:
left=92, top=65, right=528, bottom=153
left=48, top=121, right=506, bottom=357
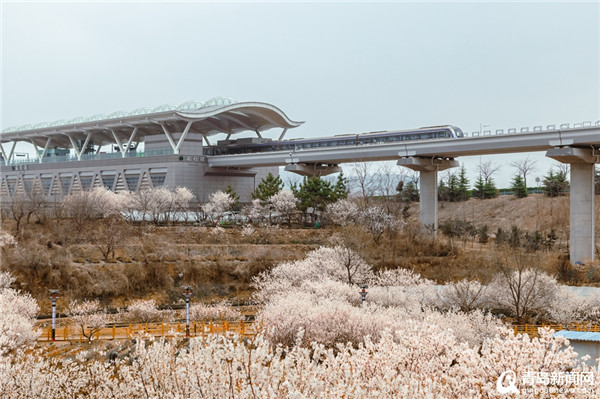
left=2, top=1, right=599, bottom=188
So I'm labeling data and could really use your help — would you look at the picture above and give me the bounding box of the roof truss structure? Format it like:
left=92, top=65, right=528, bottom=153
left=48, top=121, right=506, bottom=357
left=0, top=100, right=303, bottom=163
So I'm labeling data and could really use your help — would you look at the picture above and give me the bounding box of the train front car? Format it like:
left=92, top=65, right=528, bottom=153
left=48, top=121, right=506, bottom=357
left=448, top=126, right=464, bottom=138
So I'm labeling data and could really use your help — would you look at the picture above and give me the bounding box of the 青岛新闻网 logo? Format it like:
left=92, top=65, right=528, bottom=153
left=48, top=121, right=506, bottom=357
left=497, top=370, right=520, bottom=394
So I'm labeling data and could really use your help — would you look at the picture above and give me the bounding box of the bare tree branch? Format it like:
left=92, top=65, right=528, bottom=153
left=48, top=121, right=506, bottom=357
left=510, top=157, right=537, bottom=191
left=478, top=160, right=500, bottom=185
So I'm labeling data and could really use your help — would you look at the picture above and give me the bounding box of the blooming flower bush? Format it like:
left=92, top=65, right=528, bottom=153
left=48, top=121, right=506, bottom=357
left=67, top=299, right=109, bottom=341
left=189, top=300, right=243, bottom=322
left=0, top=327, right=597, bottom=398
left=0, top=272, right=39, bottom=355
left=2, top=246, right=600, bottom=397
left=325, top=198, right=359, bottom=226
left=202, top=190, right=235, bottom=222
left=123, top=299, right=163, bottom=323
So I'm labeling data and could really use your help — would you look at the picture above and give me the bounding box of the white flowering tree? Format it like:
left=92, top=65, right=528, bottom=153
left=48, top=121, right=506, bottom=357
left=0, top=232, right=17, bottom=259
left=123, top=299, right=162, bottom=323
left=62, top=187, right=125, bottom=239
left=253, top=245, right=372, bottom=305
left=242, top=199, right=267, bottom=225
left=202, top=190, right=235, bottom=223
left=114, top=186, right=189, bottom=225
left=325, top=198, right=359, bottom=226
left=268, top=189, right=297, bottom=224
left=190, top=300, right=243, bottom=322
left=358, top=205, right=401, bottom=243
left=438, top=279, right=489, bottom=312
left=0, top=272, right=39, bottom=355
left=487, top=268, right=558, bottom=323
left=67, top=300, right=109, bottom=342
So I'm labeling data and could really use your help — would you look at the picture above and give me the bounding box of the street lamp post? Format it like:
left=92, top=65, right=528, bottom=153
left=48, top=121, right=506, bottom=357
left=49, top=289, right=59, bottom=341
left=359, top=284, right=368, bottom=307
left=479, top=123, right=490, bottom=136
left=183, top=286, right=192, bottom=337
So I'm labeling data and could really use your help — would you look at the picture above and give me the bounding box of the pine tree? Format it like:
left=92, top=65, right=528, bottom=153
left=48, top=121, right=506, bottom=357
left=511, top=174, right=528, bottom=198
left=438, top=179, right=449, bottom=202
left=438, top=169, right=469, bottom=202
left=472, top=176, right=485, bottom=199
left=457, top=165, right=471, bottom=201
left=543, top=168, right=569, bottom=197
left=483, top=178, right=499, bottom=199
left=224, top=185, right=240, bottom=208
left=252, top=172, right=284, bottom=202
left=291, top=177, right=335, bottom=215
left=401, top=181, right=420, bottom=202
left=332, top=172, right=349, bottom=200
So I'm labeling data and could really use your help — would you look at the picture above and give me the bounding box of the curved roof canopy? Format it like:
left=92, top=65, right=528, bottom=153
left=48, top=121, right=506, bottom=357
left=1, top=98, right=303, bottom=149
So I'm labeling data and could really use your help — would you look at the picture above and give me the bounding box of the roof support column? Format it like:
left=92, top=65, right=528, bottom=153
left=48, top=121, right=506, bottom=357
left=255, top=129, right=263, bottom=139
left=0, top=141, right=15, bottom=163
left=67, top=134, right=91, bottom=161
left=278, top=128, right=288, bottom=141
left=110, top=129, right=124, bottom=156
left=123, top=127, right=139, bottom=157
left=2, top=141, right=17, bottom=164
left=30, top=138, right=52, bottom=163
left=160, top=124, right=178, bottom=154
left=174, top=122, right=192, bottom=153
left=112, top=127, right=139, bottom=158
left=79, top=133, right=92, bottom=161
left=397, top=156, right=459, bottom=234
left=546, top=147, right=597, bottom=263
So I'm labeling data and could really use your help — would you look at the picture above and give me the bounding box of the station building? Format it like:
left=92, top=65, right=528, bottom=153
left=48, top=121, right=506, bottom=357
left=0, top=98, right=302, bottom=202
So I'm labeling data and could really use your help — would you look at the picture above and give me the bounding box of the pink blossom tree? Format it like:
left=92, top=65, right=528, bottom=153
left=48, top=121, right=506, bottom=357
left=0, top=272, right=39, bottom=355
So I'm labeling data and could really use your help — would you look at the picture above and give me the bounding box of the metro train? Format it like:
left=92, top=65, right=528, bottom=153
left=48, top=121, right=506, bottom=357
left=203, top=125, right=464, bottom=156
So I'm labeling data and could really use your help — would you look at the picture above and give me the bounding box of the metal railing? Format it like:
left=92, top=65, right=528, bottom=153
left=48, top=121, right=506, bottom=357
left=38, top=320, right=256, bottom=342
left=3, top=148, right=175, bottom=166
left=466, top=120, right=599, bottom=138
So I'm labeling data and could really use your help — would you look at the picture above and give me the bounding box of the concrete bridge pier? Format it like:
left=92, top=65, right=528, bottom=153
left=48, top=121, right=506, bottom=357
left=284, top=162, right=342, bottom=177
left=546, top=147, right=597, bottom=263
left=397, top=157, right=459, bottom=234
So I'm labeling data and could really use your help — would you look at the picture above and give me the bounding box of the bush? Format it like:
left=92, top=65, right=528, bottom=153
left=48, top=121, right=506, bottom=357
left=124, top=299, right=162, bottom=323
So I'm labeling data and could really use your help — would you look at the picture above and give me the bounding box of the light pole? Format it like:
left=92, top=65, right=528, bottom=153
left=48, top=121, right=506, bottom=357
left=359, top=284, right=368, bottom=307
left=479, top=123, right=490, bottom=136
left=49, top=289, right=59, bottom=341
left=183, top=286, right=192, bottom=337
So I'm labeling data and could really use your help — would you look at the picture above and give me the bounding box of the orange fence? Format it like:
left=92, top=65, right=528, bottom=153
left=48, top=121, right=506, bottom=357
left=513, top=323, right=600, bottom=337
left=39, top=320, right=255, bottom=342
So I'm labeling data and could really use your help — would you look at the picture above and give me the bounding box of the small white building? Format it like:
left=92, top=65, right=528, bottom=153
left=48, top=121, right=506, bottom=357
left=554, top=330, right=600, bottom=367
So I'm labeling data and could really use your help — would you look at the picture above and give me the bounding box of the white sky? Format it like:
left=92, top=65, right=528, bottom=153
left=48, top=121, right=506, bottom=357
left=2, top=1, right=599, bottom=188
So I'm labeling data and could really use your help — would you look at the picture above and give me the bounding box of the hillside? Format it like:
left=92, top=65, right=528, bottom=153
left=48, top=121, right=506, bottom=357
left=433, top=193, right=599, bottom=243
left=1, top=193, right=599, bottom=309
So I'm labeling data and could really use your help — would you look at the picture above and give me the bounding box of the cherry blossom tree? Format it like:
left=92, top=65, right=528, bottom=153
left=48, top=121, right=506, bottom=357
left=0, top=272, right=39, bottom=355
left=202, top=190, right=235, bottom=223
left=123, top=299, right=162, bottom=323
left=358, top=205, right=401, bottom=243
left=487, top=267, right=558, bottom=323
left=438, top=279, right=489, bottom=312
left=190, top=300, right=243, bottom=322
left=67, top=299, right=109, bottom=342
left=268, top=189, right=297, bottom=223
left=325, top=198, right=359, bottom=226
left=0, top=232, right=17, bottom=259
